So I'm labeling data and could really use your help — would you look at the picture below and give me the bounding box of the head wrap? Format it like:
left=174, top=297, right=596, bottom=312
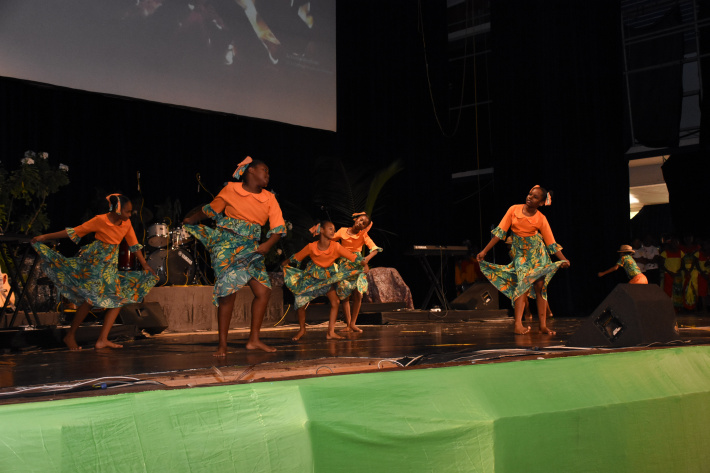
left=309, top=223, right=321, bottom=237
left=105, top=194, right=123, bottom=214
left=232, top=156, right=253, bottom=180
left=352, top=212, right=367, bottom=219
left=531, top=185, right=552, bottom=206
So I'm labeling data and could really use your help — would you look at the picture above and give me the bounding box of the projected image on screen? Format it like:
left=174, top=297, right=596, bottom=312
left=0, top=0, right=336, bottom=131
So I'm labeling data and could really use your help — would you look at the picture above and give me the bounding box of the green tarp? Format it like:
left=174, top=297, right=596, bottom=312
left=1, top=346, right=709, bottom=472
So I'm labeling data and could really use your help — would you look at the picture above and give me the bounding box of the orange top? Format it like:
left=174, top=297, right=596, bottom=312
left=210, top=182, right=285, bottom=229
left=72, top=214, right=139, bottom=246
left=293, top=241, right=357, bottom=268
left=498, top=204, right=556, bottom=246
left=333, top=226, right=378, bottom=253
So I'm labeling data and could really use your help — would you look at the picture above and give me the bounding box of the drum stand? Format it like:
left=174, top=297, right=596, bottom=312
left=189, top=240, right=211, bottom=285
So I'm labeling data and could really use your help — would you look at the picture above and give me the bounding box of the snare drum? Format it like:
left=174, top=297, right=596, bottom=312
left=170, top=225, right=194, bottom=249
left=147, top=223, right=169, bottom=248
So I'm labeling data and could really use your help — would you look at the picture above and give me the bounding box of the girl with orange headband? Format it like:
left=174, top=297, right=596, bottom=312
left=476, top=186, right=570, bottom=335
left=332, top=212, right=382, bottom=332
left=31, top=194, right=158, bottom=350
left=282, top=220, right=369, bottom=341
left=183, top=157, right=286, bottom=356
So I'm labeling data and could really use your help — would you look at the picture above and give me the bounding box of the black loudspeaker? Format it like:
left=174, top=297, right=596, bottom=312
left=452, top=281, right=499, bottom=310
left=118, top=302, right=168, bottom=334
left=567, top=284, right=678, bottom=347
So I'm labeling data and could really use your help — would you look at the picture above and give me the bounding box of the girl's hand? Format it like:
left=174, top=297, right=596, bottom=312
left=31, top=235, right=46, bottom=244
left=597, top=271, right=603, bottom=277
left=561, top=260, right=570, bottom=269
left=476, top=251, right=486, bottom=262
left=143, top=264, right=157, bottom=276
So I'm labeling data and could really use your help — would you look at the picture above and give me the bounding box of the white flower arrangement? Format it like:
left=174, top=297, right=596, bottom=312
left=21, top=157, right=35, bottom=165
left=59, top=163, right=69, bottom=172
left=39, top=152, right=49, bottom=159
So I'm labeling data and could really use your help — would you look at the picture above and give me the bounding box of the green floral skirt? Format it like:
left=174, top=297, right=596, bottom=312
left=284, top=260, right=364, bottom=309
left=334, top=252, right=369, bottom=300
left=185, top=224, right=270, bottom=306
left=479, top=231, right=564, bottom=301
left=33, top=241, right=158, bottom=309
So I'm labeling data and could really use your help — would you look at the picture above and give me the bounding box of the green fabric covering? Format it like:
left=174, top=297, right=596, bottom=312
left=1, top=346, right=709, bottom=472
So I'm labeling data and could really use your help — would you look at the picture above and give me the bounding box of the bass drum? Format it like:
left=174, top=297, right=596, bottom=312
left=147, top=248, right=196, bottom=286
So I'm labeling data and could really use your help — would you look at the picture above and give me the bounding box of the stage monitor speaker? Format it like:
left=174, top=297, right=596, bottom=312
left=452, top=281, right=499, bottom=310
left=119, top=302, right=168, bottom=335
left=567, top=284, right=678, bottom=348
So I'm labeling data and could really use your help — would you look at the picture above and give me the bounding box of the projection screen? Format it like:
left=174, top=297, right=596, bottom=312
left=0, top=0, right=336, bottom=131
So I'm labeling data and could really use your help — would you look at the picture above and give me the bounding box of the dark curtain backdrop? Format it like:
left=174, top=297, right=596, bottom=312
left=0, top=1, right=449, bottom=307
left=491, top=0, right=629, bottom=315
left=624, top=3, right=684, bottom=149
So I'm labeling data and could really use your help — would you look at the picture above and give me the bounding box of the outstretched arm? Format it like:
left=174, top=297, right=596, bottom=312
left=597, top=264, right=619, bottom=277
left=31, top=230, right=69, bottom=244
left=183, top=209, right=208, bottom=225
left=554, top=250, right=571, bottom=268
left=476, top=236, right=501, bottom=262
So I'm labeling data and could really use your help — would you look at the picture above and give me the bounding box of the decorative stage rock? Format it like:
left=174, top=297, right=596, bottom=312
left=362, top=267, right=415, bottom=310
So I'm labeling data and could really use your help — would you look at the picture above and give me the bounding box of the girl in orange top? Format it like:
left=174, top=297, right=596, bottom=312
left=477, top=186, right=570, bottom=335
left=282, top=221, right=369, bottom=341
left=32, top=194, right=158, bottom=350
left=332, top=212, right=382, bottom=332
left=183, top=157, right=286, bottom=356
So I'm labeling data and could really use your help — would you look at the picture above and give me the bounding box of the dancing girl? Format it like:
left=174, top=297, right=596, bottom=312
left=332, top=212, right=382, bottom=332
left=598, top=244, right=648, bottom=284
left=183, top=157, right=286, bottom=355
left=282, top=221, right=371, bottom=341
left=476, top=186, right=570, bottom=335
left=31, top=194, right=158, bottom=350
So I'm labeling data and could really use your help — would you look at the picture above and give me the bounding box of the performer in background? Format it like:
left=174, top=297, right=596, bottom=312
left=476, top=186, right=570, bottom=335
left=597, top=244, right=648, bottom=284
left=183, top=157, right=286, bottom=355
left=282, top=221, right=371, bottom=341
left=31, top=194, right=158, bottom=350
left=332, top=212, right=382, bottom=332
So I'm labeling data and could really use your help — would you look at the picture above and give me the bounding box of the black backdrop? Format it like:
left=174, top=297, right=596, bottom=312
left=0, top=1, right=653, bottom=315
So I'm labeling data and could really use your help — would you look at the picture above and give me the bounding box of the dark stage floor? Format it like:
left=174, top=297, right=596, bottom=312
left=2, top=314, right=709, bottom=403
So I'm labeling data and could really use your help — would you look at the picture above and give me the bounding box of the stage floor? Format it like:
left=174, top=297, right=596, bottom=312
left=2, top=314, right=710, bottom=403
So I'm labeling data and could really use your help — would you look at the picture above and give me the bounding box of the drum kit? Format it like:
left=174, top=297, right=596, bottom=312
left=119, top=223, right=205, bottom=286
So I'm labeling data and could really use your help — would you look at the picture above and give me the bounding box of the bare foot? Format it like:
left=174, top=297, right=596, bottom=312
left=95, top=339, right=123, bottom=349
left=246, top=339, right=277, bottom=353
left=514, top=324, right=531, bottom=335
left=213, top=345, right=228, bottom=357
left=292, top=329, right=306, bottom=341
left=326, top=332, right=344, bottom=340
left=349, top=325, right=363, bottom=333
left=63, top=334, right=82, bottom=351
left=340, top=326, right=353, bottom=332
left=539, top=327, right=556, bottom=335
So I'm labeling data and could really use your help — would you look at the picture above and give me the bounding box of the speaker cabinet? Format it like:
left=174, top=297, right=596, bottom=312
left=567, top=284, right=678, bottom=347
left=118, top=302, right=168, bottom=334
left=452, top=281, right=499, bottom=310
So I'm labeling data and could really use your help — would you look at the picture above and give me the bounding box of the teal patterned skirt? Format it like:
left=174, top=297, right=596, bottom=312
left=32, top=240, right=158, bottom=309
left=479, top=230, right=565, bottom=302
left=335, top=252, right=369, bottom=300
left=284, top=259, right=365, bottom=309
left=184, top=224, right=270, bottom=306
